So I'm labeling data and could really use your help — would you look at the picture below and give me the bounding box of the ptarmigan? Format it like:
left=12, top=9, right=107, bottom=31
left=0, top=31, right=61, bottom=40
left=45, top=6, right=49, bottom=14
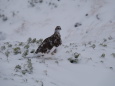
left=35, top=26, right=62, bottom=54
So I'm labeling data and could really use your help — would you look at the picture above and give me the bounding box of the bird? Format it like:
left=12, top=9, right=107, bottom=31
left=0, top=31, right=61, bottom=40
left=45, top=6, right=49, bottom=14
left=35, top=26, right=62, bottom=54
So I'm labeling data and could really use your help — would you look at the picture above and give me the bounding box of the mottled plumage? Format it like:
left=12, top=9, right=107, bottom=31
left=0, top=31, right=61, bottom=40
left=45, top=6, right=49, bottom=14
left=35, top=26, right=62, bottom=54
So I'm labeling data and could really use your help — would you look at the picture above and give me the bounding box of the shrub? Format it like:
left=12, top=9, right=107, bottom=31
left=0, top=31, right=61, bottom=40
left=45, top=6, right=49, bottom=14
left=1, top=46, right=6, bottom=50
left=19, top=42, right=24, bottom=46
left=90, top=44, right=96, bottom=49
left=68, top=58, right=78, bottom=63
left=14, top=59, right=33, bottom=75
left=100, top=60, right=104, bottom=63
left=36, top=39, right=43, bottom=44
left=100, top=43, right=107, bottom=47
left=32, top=38, right=36, bottom=43
left=8, top=44, right=12, bottom=47
left=103, top=38, right=107, bottom=42
left=21, top=59, right=33, bottom=74
left=22, top=50, right=29, bottom=57
left=109, top=67, right=113, bottom=70
left=28, top=0, right=43, bottom=7
left=101, top=53, right=105, bottom=58
left=74, top=22, right=82, bottom=27
left=27, top=59, right=33, bottom=74
left=5, top=50, right=10, bottom=57
left=13, top=47, right=21, bottom=55
left=39, top=0, right=43, bottom=3
left=24, top=44, right=29, bottom=49
left=22, top=70, right=28, bottom=75
left=74, top=52, right=80, bottom=58
left=3, top=16, right=8, bottom=21
left=85, top=14, right=88, bottom=16
left=15, top=65, right=21, bottom=72
left=108, top=36, right=112, bottom=40
left=27, top=37, right=32, bottom=43
left=111, top=53, right=115, bottom=58
left=0, top=14, right=8, bottom=21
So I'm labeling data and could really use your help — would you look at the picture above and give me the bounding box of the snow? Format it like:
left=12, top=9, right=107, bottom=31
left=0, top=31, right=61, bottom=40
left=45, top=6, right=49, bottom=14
left=0, top=0, right=115, bottom=86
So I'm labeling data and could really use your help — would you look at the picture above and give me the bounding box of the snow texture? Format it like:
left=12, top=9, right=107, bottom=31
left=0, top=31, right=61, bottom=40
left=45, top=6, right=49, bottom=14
left=0, top=0, right=115, bottom=86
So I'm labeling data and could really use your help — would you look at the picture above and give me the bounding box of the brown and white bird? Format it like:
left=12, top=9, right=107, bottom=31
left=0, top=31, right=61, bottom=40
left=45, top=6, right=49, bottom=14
left=35, top=26, right=62, bottom=54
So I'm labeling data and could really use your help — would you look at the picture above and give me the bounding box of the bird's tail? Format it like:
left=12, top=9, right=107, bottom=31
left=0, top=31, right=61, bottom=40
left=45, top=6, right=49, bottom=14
left=35, top=48, right=39, bottom=54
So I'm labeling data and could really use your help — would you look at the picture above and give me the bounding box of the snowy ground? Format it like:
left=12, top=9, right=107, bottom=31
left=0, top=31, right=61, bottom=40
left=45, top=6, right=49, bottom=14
left=0, top=0, right=115, bottom=86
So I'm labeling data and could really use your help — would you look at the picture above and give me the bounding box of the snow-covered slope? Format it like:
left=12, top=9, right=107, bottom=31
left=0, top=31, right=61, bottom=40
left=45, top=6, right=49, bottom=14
left=0, top=0, right=115, bottom=86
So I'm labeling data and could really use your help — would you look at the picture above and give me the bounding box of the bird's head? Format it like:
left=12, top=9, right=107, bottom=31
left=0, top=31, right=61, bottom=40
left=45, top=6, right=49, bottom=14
left=55, top=26, right=61, bottom=32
